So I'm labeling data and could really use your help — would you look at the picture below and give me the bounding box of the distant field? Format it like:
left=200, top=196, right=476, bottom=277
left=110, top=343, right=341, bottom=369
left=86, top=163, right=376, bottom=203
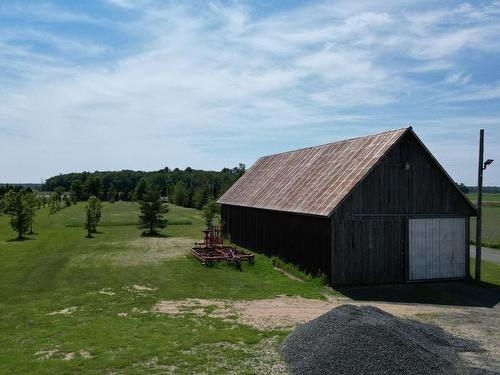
left=468, top=193, right=500, bottom=249
left=467, top=193, right=500, bottom=204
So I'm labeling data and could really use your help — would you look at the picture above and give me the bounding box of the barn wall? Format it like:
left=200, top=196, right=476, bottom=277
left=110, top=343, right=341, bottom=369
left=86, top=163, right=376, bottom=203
left=222, top=205, right=331, bottom=278
left=331, top=132, right=473, bottom=285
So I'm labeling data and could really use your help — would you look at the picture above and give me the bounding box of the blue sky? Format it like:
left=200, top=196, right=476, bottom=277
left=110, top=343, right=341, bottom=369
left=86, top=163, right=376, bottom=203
left=1, top=0, right=499, bottom=184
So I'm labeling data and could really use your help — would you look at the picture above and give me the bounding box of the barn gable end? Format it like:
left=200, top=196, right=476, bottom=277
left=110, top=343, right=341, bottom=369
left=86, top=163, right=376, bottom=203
left=330, top=129, right=475, bottom=284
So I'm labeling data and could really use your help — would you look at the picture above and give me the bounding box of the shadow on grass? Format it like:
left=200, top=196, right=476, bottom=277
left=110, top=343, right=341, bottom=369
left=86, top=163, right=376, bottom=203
left=337, top=281, right=500, bottom=308
left=140, top=231, right=171, bottom=238
left=6, top=237, right=34, bottom=242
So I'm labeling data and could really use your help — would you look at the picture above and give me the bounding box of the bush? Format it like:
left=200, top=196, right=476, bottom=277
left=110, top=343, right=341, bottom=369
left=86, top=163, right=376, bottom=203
left=201, top=199, right=220, bottom=228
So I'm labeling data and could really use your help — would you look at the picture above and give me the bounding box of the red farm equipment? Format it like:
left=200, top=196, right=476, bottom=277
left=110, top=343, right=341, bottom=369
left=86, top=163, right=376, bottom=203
left=191, top=222, right=255, bottom=269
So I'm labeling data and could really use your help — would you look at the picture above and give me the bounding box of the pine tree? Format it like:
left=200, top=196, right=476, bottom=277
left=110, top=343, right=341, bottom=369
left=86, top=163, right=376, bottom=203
left=134, top=178, right=148, bottom=201
left=139, top=188, right=168, bottom=236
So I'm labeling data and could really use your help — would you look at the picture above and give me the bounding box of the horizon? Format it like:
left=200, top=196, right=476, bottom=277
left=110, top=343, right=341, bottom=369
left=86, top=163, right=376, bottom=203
left=1, top=1, right=499, bottom=184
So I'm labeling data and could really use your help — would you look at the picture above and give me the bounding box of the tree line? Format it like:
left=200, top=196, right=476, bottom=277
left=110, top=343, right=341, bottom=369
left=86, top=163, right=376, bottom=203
left=42, top=165, right=245, bottom=208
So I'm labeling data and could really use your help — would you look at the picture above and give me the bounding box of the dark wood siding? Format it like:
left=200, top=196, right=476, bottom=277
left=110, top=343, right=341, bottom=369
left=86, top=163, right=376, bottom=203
left=331, top=211, right=406, bottom=284
left=349, top=132, right=474, bottom=216
left=222, top=205, right=331, bottom=278
left=330, top=132, right=474, bottom=285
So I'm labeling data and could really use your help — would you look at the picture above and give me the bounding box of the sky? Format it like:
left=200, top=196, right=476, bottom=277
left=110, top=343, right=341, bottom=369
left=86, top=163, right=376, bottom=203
left=0, top=0, right=499, bottom=185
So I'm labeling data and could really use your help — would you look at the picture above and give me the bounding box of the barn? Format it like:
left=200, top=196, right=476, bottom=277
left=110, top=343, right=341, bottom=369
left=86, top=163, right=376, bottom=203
left=218, top=127, right=477, bottom=285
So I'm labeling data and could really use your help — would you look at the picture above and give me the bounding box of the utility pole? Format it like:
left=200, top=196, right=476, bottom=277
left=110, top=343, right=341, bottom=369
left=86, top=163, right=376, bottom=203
left=475, top=129, right=484, bottom=282
left=475, top=130, right=495, bottom=282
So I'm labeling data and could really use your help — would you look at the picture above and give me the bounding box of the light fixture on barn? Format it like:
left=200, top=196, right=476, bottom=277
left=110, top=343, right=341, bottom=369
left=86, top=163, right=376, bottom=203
left=404, top=162, right=410, bottom=171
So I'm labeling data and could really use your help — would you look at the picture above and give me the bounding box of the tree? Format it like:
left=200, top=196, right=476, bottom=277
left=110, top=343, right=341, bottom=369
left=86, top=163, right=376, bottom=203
left=458, top=183, right=470, bottom=194
left=23, top=192, right=39, bottom=234
left=49, top=195, right=61, bottom=214
left=139, top=187, right=168, bottom=236
left=63, top=194, right=71, bottom=207
left=192, top=186, right=209, bottom=209
left=201, top=199, right=220, bottom=228
left=108, top=188, right=118, bottom=203
left=84, top=196, right=102, bottom=237
left=84, top=176, right=103, bottom=199
left=70, top=180, right=83, bottom=203
left=2, top=191, right=33, bottom=239
left=172, top=181, right=187, bottom=206
left=54, top=186, right=64, bottom=201
left=134, top=178, right=148, bottom=201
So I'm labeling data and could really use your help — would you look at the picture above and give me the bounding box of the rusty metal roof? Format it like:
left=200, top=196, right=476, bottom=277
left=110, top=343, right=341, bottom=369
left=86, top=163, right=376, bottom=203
left=218, top=128, right=409, bottom=217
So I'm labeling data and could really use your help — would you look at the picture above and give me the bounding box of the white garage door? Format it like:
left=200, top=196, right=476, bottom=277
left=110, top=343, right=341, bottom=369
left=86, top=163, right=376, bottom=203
left=409, top=218, right=466, bottom=281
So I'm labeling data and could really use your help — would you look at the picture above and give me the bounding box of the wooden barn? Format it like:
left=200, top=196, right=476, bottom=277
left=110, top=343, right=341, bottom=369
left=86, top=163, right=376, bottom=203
left=218, top=127, right=477, bottom=285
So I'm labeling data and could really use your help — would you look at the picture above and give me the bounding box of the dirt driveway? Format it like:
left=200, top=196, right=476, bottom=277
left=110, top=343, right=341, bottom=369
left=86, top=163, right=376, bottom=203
left=153, top=282, right=500, bottom=374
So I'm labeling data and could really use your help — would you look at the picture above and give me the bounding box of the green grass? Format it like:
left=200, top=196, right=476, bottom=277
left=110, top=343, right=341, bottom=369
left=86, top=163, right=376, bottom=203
left=468, top=193, right=500, bottom=249
left=467, top=193, right=500, bottom=204
left=469, top=258, right=500, bottom=286
left=0, top=202, right=327, bottom=374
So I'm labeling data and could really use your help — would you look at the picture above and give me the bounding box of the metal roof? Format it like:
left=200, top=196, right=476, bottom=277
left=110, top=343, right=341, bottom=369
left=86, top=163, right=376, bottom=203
left=218, top=128, right=409, bottom=217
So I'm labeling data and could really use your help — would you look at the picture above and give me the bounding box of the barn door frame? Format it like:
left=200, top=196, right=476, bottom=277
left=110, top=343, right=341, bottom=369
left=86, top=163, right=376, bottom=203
left=404, top=215, right=470, bottom=283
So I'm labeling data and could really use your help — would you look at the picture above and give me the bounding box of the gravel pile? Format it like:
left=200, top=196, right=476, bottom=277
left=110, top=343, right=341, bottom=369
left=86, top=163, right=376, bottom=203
left=282, top=304, right=493, bottom=375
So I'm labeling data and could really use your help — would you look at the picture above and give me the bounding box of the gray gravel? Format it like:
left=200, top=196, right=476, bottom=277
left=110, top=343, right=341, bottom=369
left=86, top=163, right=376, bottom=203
left=282, top=304, right=496, bottom=375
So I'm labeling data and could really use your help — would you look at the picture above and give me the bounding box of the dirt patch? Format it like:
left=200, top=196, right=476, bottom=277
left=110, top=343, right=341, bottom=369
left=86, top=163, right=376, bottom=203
left=34, top=347, right=92, bottom=361
left=131, top=307, right=149, bottom=314
left=153, top=299, right=234, bottom=319
left=99, top=288, right=116, bottom=296
left=417, top=307, right=500, bottom=373
left=48, top=306, right=78, bottom=315
left=181, top=336, right=287, bottom=375
left=153, top=295, right=458, bottom=330
left=34, top=348, right=60, bottom=360
left=79, top=349, right=92, bottom=359
left=131, top=284, right=156, bottom=291
left=70, top=237, right=193, bottom=267
left=63, top=352, right=75, bottom=361
left=134, top=356, right=177, bottom=372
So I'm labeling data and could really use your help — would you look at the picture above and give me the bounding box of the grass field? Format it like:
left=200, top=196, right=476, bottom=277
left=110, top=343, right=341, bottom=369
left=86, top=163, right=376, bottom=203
left=1, top=202, right=500, bottom=374
left=468, top=193, right=500, bottom=249
left=0, top=202, right=329, bottom=374
left=470, top=259, right=500, bottom=286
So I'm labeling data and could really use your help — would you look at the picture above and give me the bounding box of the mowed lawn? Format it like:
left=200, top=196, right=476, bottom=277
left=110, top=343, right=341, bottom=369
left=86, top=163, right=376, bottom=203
left=0, top=202, right=327, bottom=374
left=468, top=193, right=500, bottom=249
left=1, top=202, right=500, bottom=374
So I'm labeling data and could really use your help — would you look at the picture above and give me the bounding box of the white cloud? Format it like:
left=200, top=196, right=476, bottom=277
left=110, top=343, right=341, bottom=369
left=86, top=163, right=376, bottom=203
left=445, top=71, right=471, bottom=85
left=0, top=1, right=499, bottom=183
left=444, top=83, right=500, bottom=102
